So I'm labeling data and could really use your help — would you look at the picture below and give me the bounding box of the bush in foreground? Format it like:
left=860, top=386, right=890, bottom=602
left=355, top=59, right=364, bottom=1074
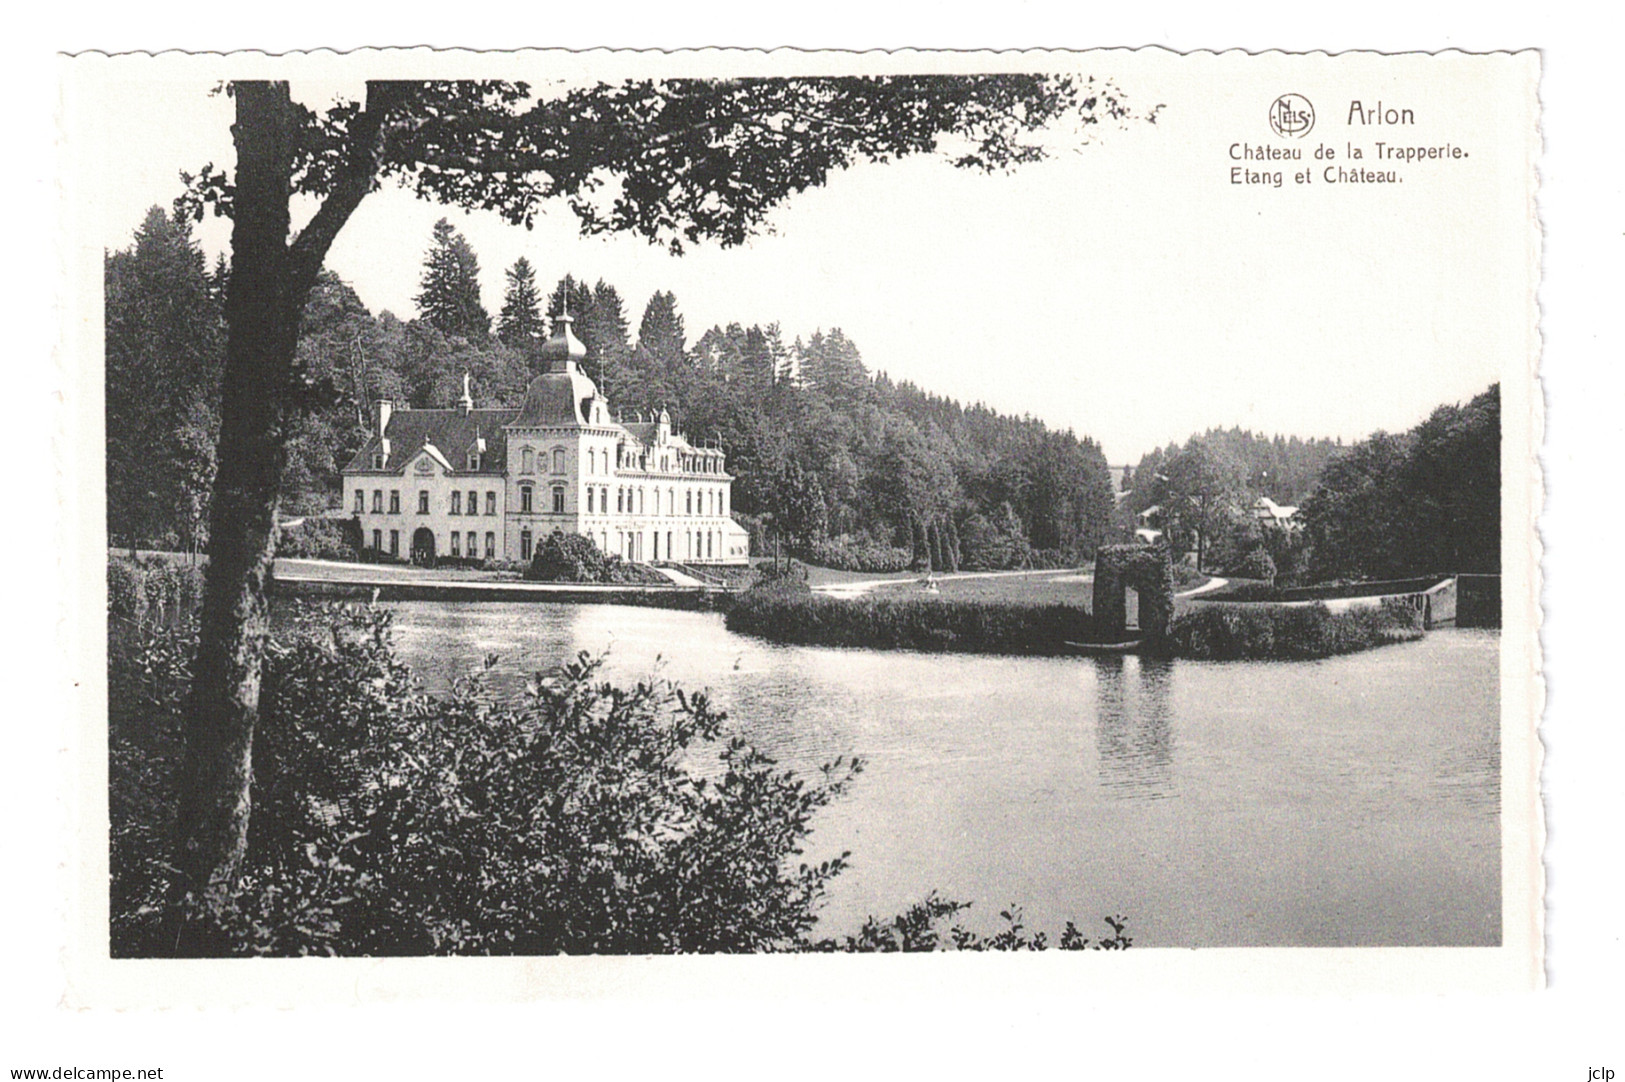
left=107, top=555, right=205, bottom=622
left=1165, top=598, right=1424, bottom=661
left=110, top=604, right=1124, bottom=955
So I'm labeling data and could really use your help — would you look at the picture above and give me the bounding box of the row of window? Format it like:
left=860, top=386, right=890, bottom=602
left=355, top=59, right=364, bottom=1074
left=518, top=446, right=569, bottom=475
left=370, top=529, right=498, bottom=559
left=571, top=485, right=727, bottom=517
left=520, top=444, right=724, bottom=478
left=358, top=484, right=728, bottom=520
left=513, top=527, right=727, bottom=563
left=516, top=485, right=567, bottom=515
left=356, top=489, right=499, bottom=516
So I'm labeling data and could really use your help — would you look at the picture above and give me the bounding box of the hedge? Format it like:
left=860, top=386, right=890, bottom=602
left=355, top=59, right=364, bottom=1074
left=1164, top=598, right=1424, bottom=661
left=726, top=592, right=1098, bottom=655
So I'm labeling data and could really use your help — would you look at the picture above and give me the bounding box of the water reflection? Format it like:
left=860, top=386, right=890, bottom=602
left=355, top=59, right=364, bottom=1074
left=1094, top=655, right=1176, bottom=801
left=278, top=601, right=1502, bottom=947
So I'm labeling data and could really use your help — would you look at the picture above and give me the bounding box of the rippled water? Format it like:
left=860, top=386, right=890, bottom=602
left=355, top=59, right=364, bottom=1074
left=322, top=601, right=1501, bottom=948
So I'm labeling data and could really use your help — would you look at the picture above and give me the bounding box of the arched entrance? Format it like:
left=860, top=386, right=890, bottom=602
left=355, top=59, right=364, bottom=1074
left=1092, top=542, right=1175, bottom=642
left=411, top=527, right=436, bottom=566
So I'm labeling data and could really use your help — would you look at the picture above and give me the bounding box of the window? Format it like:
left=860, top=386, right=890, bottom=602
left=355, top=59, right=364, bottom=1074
left=638, top=488, right=645, bottom=514
left=354, top=490, right=365, bottom=513
left=372, top=490, right=382, bottom=513
left=484, top=532, right=495, bottom=559
left=553, top=448, right=566, bottom=474
left=372, top=528, right=381, bottom=550
left=389, top=530, right=399, bottom=556
left=371, top=452, right=385, bottom=469
left=585, top=488, right=594, bottom=514
left=449, top=532, right=460, bottom=557
left=519, top=485, right=533, bottom=513
left=616, top=488, right=624, bottom=513
left=467, top=490, right=478, bottom=516
left=418, top=490, right=430, bottom=514
left=467, top=452, right=481, bottom=470
left=485, top=491, right=496, bottom=515
left=521, top=447, right=534, bottom=474
left=520, top=529, right=533, bottom=562
left=451, top=491, right=462, bottom=515
left=686, top=490, right=692, bottom=515
left=389, top=490, right=400, bottom=514
left=552, top=486, right=566, bottom=514
left=467, top=531, right=477, bottom=558
left=720, top=489, right=727, bottom=516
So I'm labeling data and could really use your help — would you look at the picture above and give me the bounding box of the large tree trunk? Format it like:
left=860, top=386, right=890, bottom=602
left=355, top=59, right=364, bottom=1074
left=170, top=82, right=301, bottom=950
left=165, top=82, right=395, bottom=952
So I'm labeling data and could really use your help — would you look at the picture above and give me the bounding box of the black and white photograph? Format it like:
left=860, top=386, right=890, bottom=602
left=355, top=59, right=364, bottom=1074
left=64, top=47, right=1545, bottom=983
left=34, top=23, right=1625, bottom=1073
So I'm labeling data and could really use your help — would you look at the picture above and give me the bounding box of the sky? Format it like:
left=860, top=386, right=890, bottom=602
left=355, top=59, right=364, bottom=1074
left=75, top=52, right=1529, bottom=463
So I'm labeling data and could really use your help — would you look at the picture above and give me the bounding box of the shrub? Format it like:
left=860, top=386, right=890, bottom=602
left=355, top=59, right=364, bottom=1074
left=107, top=556, right=206, bottom=623
left=1232, top=548, right=1277, bottom=583
left=749, top=558, right=812, bottom=595
left=1169, top=562, right=1207, bottom=589
left=816, top=894, right=1131, bottom=952
left=524, top=529, right=665, bottom=585
left=800, top=536, right=912, bottom=573
left=1165, top=598, right=1424, bottom=661
left=109, top=605, right=1128, bottom=956
left=726, top=593, right=1098, bottom=654
left=275, top=516, right=362, bottom=561
left=111, top=605, right=862, bottom=956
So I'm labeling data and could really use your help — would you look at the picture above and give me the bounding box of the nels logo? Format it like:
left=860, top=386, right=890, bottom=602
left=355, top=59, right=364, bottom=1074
left=1268, top=93, right=1315, bottom=138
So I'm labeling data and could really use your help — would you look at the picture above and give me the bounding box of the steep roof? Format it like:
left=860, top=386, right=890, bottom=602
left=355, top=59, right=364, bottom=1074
left=343, top=407, right=517, bottom=475
left=512, top=366, right=599, bottom=427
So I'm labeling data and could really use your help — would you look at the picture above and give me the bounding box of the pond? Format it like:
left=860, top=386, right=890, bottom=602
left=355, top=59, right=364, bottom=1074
left=328, top=600, right=1501, bottom=948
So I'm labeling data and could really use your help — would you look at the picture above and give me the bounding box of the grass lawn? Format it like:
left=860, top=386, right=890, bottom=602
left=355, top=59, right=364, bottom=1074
left=794, top=562, right=920, bottom=589
left=865, top=569, right=1095, bottom=607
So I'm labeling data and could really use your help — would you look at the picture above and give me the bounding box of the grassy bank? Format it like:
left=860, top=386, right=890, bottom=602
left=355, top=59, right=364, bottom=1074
left=1164, top=599, right=1424, bottom=661
left=728, top=586, right=1424, bottom=662
left=725, top=591, right=1099, bottom=655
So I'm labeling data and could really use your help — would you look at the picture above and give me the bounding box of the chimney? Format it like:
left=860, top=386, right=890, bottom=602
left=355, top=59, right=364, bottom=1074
left=459, top=372, right=474, bottom=414
left=375, top=399, right=393, bottom=437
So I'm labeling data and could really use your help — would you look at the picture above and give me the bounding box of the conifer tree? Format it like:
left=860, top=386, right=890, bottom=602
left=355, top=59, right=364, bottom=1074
left=415, top=218, right=489, bottom=341
left=495, top=256, right=544, bottom=349
left=104, top=206, right=224, bottom=551
left=584, top=280, right=632, bottom=403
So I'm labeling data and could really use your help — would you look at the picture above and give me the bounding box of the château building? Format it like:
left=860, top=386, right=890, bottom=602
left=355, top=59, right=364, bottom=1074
left=340, top=312, right=750, bottom=566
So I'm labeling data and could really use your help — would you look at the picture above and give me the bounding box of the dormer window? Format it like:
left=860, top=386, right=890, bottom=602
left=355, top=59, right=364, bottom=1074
left=371, top=452, right=385, bottom=470
left=467, top=452, right=482, bottom=471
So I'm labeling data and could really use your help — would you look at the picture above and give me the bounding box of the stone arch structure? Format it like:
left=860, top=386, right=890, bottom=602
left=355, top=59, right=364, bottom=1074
left=411, top=526, right=437, bottom=567
left=1092, top=543, right=1175, bottom=642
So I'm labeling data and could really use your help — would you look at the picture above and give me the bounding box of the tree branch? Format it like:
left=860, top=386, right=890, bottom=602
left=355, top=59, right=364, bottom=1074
left=287, top=82, right=417, bottom=294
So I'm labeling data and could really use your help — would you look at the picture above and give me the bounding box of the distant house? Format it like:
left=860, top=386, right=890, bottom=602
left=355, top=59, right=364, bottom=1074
left=340, top=312, right=750, bottom=567
left=1252, top=495, right=1301, bottom=528
left=1134, top=504, right=1164, bottom=544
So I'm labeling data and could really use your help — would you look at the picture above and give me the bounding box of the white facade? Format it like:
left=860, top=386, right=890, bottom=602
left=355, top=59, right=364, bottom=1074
left=342, top=316, right=750, bottom=566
